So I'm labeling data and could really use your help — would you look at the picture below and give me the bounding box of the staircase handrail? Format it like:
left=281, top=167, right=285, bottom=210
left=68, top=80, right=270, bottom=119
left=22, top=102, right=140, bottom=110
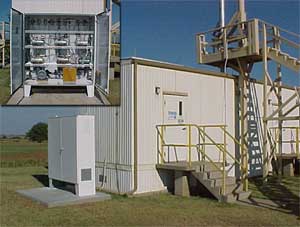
left=156, top=124, right=249, bottom=194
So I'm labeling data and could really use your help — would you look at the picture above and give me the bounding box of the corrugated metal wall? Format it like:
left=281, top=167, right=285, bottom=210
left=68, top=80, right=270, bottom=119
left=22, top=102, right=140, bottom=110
left=12, top=0, right=104, bottom=14
left=79, top=61, right=133, bottom=193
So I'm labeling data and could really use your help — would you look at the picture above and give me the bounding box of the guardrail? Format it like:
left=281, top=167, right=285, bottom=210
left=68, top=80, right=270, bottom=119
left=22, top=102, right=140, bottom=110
left=196, top=18, right=300, bottom=64
left=156, top=124, right=249, bottom=195
left=269, top=126, right=300, bottom=159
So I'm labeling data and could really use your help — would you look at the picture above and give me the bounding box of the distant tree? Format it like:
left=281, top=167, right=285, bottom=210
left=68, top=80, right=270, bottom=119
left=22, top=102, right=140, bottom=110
left=26, top=122, right=48, bottom=143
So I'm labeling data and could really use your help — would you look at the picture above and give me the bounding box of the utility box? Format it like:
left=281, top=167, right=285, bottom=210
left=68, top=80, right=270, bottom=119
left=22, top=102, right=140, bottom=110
left=11, top=0, right=111, bottom=98
left=48, top=115, right=95, bottom=197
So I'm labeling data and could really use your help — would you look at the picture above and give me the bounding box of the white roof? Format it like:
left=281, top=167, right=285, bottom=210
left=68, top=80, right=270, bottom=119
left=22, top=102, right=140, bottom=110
left=12, top=0, right=105, bottom=15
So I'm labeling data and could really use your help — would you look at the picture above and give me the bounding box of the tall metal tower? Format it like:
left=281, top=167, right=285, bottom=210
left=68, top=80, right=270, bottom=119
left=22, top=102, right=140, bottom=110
left=196, top=0, right=300, bottom=188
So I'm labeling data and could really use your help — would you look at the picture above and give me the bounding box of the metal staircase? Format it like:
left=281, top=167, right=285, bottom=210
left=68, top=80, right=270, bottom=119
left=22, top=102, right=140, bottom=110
left=266, top=47, right=300, bottom=72
left=156, top=124, right=251, bottom=203
left=196, top=18, right=300, bottom=180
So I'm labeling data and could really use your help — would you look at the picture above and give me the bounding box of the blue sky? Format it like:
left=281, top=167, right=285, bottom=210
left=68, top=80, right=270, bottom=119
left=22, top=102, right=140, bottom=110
left=121, top=0, right=300, bottom=85
left=0, top=0, right=299, bottom=134
left=0, top=107, right=80, bottom=135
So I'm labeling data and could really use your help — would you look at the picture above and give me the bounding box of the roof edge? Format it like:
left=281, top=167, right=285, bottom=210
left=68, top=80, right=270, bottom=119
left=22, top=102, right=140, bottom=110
left=122, top=57, right=235, bottom=80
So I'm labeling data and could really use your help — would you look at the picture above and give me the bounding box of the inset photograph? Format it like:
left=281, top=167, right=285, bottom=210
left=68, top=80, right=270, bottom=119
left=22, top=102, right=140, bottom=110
left=1, top=0, right=120, bottom=105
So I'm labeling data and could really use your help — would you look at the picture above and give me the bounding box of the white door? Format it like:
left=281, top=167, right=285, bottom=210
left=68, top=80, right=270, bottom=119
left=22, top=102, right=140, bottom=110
left=163, top=95, right=188, bottom=162
left=10, top=9, right=24, bottom=94
left=95, top=12, right=110, bottom=93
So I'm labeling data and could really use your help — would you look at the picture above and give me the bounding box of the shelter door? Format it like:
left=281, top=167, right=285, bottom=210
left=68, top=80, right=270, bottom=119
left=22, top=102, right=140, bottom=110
left=95, top=12, right=110, bottom=93
left=163, top=94, right=188, bottom=162
left=11, top=9, right=24, bottom=94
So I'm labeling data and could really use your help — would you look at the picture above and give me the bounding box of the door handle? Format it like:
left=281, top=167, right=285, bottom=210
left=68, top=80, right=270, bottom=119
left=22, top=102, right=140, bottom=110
left=182, top=127, right=187, bottom=131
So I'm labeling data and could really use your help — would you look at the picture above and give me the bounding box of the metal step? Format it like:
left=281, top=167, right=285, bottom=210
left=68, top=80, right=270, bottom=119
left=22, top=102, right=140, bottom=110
left=267, top=47, right=300, bottom=72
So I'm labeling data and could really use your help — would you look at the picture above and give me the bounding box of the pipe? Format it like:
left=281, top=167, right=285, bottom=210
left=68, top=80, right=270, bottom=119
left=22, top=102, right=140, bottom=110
left=126, top=61, right=138, bottom=195
left=220, top=0, right=225, bottom=27
left=238, top=0, right=246, bottom=22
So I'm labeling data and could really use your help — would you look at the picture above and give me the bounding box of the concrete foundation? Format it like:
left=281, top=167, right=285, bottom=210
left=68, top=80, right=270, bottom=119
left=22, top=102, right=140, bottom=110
left=283, top=163, right=294, bottom=177
left=17, top=187, right=111, bottom=208
left=174, top=171, right=190, bottom=197
left=6, top=87, right=103, bottom=105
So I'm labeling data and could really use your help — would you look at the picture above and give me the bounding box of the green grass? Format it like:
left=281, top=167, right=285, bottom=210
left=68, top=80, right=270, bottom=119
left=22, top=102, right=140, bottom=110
left=0, top=138, right=47, bottom=154
left=107, top=78, right=120, bottom=105
left=249, top=176, right=300, bottom=200
left=249, top=175, right=300, bottom=216
left=0, top=68, right=10, bottom=104
left=0, top=138, right=48, bottom=167
left=0, top=138, right=299, bottom=226
left=1, top=167, right=299, bottom=226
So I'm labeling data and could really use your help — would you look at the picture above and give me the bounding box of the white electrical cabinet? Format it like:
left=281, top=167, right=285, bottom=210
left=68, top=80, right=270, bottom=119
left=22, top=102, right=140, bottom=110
left=48, top=115, right=95, bottom=197
left=11, top=0, right=111, bottom=98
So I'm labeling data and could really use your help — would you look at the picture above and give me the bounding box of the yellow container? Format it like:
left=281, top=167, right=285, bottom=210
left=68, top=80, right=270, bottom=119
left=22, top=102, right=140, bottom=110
left=63, top=68, right=77, bottom=82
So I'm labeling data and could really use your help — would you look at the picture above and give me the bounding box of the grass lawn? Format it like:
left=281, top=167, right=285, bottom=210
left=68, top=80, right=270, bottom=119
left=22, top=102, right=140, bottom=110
left=0, top=138, right=299, bottom=226
left=107, top=78, right=120, bottom=105
left=249, top=175, right=300, bottom=217
left=0, top=68, right=10, bottom=104
left=0, top=138, right=47, bottom=167
left=1, top=167, right=299, bottom=226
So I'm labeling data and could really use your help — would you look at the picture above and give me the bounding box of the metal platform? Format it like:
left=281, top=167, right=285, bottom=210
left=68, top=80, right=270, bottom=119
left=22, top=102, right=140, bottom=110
left=156, top=161, right=223, bottom=171
left=156, top=161, right=203, bottom=171
left=276, top=153, right=300, bottom=160
left=17, top=187, right=111, bottom=208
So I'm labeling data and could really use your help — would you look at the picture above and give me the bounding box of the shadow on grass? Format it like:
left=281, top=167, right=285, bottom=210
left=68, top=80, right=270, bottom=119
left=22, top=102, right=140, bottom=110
left=249, top=176, right=300, bottom=217
left=33, top=174, right=49, bottom=187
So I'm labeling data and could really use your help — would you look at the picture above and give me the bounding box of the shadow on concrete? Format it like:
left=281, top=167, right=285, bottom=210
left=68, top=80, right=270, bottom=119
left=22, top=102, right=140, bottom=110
left=32, top=174, right=76, bottom=195
left=245, top=177, right=300, bottom=217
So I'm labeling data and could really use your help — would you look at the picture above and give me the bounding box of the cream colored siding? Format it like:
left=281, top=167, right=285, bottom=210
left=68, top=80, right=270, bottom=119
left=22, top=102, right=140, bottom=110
left=12, top=0, right=104, bottom=14
left=79, top=61, right=133, bottom=193
left=136, top=64, right=236, bottom=193
left=80, top=58, right=299, bottom=194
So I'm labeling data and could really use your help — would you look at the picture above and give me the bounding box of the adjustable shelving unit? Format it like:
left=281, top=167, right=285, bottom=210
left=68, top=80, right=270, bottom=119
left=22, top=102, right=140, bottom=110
left=11, top=0, right=111, bottom=98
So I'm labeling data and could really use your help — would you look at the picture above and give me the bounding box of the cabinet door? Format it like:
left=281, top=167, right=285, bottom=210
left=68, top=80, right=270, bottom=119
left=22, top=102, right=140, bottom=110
left=10, top=9, right=23, bottom=94
left=94, top=12, right=110, bottom=93
left=60, top=117, right=77, bottom=183
left=48, top=118, right=61, bottom=180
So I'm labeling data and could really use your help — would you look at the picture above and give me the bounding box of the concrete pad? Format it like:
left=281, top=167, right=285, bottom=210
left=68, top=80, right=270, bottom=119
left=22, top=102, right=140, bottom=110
left=17, top=187, right=111, bottom=208
left=236, top=197, right=287, bottom=213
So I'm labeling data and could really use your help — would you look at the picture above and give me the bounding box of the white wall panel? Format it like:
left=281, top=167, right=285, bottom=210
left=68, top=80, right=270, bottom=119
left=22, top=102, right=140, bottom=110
left=136, top=64, right=236, bottom=192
